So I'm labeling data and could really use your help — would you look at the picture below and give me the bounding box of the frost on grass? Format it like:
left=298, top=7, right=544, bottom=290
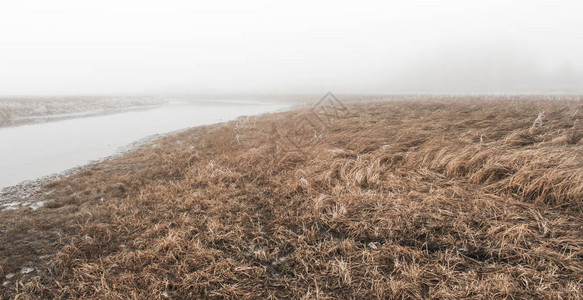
left=0, top=96, right=164, bottom=127
left=0, top=178, right=50, bottom=211
left=0, top=199, right=47, bottom=212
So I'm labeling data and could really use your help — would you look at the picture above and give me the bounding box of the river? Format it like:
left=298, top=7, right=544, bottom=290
left=0, top=100, right=290, bottom=190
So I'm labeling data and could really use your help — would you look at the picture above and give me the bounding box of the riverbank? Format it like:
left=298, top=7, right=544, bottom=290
left=1, top=96, right=583, bottom=298
left=0, top=131, right=170, bottom=212
left=0, top=100, right=291, bottom=190
left=0, top=97, right=165, bottom=128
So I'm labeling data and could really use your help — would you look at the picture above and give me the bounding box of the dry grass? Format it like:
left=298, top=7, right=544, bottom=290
left=1, top=96, right=583, bottom=299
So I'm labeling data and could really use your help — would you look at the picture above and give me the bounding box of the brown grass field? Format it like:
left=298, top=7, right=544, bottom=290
left=1, top=96, right=583, bottom=299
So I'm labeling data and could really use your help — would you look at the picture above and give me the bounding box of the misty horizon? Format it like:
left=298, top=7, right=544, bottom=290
left=1, top=0, right=582, bottom=95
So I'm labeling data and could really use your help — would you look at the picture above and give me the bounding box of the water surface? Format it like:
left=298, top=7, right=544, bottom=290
left=0, top=100, right=289, bottom=189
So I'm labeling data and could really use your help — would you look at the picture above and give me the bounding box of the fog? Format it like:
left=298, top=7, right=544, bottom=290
left=1, top=0, right=582, bottom=95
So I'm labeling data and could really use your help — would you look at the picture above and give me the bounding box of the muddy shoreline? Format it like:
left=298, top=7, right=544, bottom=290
left=0, top=102, right=298, bottom=211
left=0, top=133, right=155, bottom=211
left=0, top=123, right=208, bottom=212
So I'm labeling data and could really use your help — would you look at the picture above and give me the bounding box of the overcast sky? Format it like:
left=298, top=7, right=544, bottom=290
left=1, top=0, right=582, bottom=95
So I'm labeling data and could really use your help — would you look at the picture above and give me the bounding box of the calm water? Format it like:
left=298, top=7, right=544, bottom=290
left=0, top=100, right=289, bottom=189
